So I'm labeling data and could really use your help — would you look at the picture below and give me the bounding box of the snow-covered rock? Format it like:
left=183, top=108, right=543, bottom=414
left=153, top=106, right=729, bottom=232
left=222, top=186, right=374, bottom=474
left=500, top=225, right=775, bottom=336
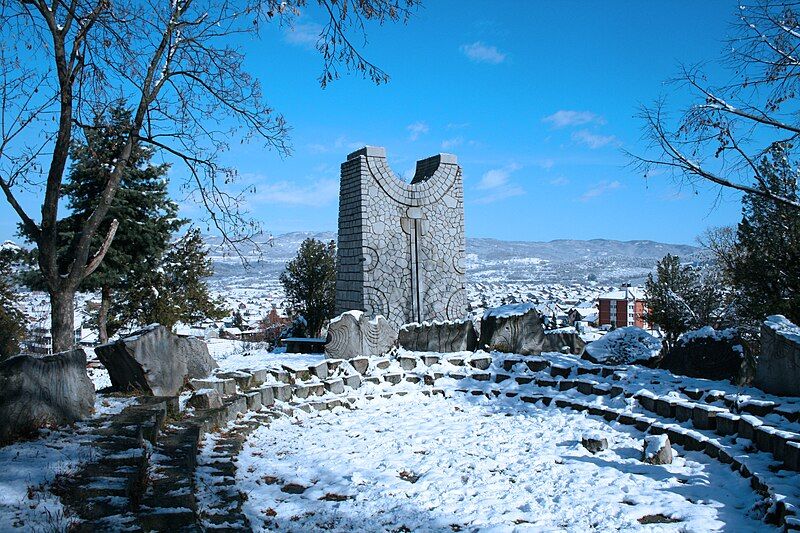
left=661, top=326, right=744, bottom=382
left=583, top=327, right=662, bottom=366
left=581, top=431, right=608, bottom=453
left=642, top=434, right=672, bottom=465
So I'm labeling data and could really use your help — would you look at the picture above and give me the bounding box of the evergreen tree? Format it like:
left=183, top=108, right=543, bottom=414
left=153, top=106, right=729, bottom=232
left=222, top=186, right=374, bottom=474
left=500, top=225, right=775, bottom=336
left=117, top=228, right=226, bottom=330
left=280, top=239, right=336, bottom=338
left=642, top=254, right=725, bottom=350
left=232, top=310, right=246, bottom=330
left=19, top=106, right=185, bottom=342
left=728, top=143, right=800, bottom=326
left=0, top=246, right=26, bottom=359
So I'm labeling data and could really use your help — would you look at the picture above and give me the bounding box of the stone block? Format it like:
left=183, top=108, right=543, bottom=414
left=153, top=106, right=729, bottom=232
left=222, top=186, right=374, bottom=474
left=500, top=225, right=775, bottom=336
left=350, top=357, right=369, bottom=375
left=691, top=405, right=721, bottom=430
left=324, top=378, right=345, bottom=394
left=268, top=369, right=292, bottom=384
left=217, top=371, right=253, bottom=390
left=187, top=389, right=223, bottom=410
left=526, top=358, right=549, bottom=372
left=422, top=355, right=441, bottom=366
left=343, top=374, right=362, bottom=389
left=96, top=324, right=217, bottom=396
left=384, top=373, right=403, bottom=385
left=0, top=348, right=94, bottom=443
left=468, top=356, right=492, bottom=371
left=259, top=386, right=275, bottom=407
left=272, top=384, right=293, bottom=402
left=738, top=415, right=764, bottom=441
left=581, top=432, right=608, bottom=453
left=479, top=306, right=547, bottom=355
left=309, top=361, right=329, bottom=380
left=715, top=412, right=740, bottom=436
left=325, top=311, right=397, bottom=359
left=398, top=319, right=478, bottom=353
left=784, top=441, right=800, bottom=471
left=755, top=316, right=800, bottom=396
left=661, top=328, right=745, bottom=381
left=398, top=356, right=418, bottom=371
left=674, top=402, right=694, bottom=423
left=244, top=391, right=262, bottom=411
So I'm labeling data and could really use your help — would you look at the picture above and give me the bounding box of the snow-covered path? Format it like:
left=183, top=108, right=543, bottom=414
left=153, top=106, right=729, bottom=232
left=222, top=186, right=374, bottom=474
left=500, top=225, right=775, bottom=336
left=237, top=392, right=771, bottom=532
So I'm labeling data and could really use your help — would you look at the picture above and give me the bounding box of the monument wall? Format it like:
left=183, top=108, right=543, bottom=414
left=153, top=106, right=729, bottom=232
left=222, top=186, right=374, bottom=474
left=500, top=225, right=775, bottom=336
left=335, top=146, right=468, bottom=328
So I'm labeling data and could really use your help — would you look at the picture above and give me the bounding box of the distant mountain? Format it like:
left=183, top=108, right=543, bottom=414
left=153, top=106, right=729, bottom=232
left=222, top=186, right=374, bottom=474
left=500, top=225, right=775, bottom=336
left=205, top=232, right=704, bottom=285
left=466, top=238, right=701, bottom=263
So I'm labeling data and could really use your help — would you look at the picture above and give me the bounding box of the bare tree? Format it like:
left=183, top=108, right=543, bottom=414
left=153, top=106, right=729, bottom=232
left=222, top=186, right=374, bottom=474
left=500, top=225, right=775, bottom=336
left=631, top=0, right=800, bottom=211
left=0, top=0, right=419, bottom=352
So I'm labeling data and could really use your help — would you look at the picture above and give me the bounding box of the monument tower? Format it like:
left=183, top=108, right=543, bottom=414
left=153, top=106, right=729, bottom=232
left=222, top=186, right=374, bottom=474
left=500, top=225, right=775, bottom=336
left=335, top=146, right=468, bottom=328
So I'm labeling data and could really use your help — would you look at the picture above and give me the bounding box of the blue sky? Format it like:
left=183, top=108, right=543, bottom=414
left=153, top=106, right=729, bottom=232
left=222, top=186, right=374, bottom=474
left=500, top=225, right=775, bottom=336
left=0, top=1, right=743, bottom=245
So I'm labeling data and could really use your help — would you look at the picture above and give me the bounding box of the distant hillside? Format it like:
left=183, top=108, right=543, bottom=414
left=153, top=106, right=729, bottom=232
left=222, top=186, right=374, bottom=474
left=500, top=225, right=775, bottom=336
left=205, top=232, right=704, bottom=285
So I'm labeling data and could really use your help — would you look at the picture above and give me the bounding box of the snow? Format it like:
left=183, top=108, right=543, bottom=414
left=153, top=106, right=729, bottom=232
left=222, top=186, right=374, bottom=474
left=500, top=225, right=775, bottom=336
left=678, top=326, right=738, bottom=344
left=206, top=338, right=324, bottom=372
left=482, top=302, right=536, bottom=319
left=236, top=392, right=770, bottom=532
left=584, top=326, right=662, bottom=365
left=765, top=315, right=800, bottom=344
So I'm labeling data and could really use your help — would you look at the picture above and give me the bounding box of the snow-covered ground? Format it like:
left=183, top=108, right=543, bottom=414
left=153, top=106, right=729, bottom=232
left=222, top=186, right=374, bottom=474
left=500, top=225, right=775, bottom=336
left=235, top=392, right=771, bottom=532
left=207, top=338, right=325, bottom=372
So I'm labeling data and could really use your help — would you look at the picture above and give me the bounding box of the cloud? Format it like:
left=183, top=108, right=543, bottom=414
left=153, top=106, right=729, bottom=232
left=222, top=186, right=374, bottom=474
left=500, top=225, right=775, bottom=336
left=460, top=41, right=506, bottom=64
left=549, top=176, right=570, bottom=186
left=254, top=178, right=339, bottom=207
left=542, top=110, right=605, bottom=129
left=477, top=169, right=507, bottom=190
left=441, top=136, right=464, bottom=150
left=407, top=121, right=429, bottom=141
left=571, top=129, right=617, bottom=149
left=580, top=180, right=621, bottom=201
left=473, top=186, right=525, bottom=205
left=446, top=122, right=470, bottom=130
left=284, top=22, right=322, bottom=49
left=472, top=164, right=524, bottom=204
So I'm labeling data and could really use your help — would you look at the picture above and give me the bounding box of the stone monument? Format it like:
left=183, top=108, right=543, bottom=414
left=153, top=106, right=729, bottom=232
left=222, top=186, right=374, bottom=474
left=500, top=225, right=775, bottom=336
left=335, top=146, right=468, bottom=329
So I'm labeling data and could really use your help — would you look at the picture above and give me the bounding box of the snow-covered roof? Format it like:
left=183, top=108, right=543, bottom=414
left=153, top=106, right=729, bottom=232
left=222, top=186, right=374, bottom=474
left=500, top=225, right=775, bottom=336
left=597, top=286, right=645, bottom=301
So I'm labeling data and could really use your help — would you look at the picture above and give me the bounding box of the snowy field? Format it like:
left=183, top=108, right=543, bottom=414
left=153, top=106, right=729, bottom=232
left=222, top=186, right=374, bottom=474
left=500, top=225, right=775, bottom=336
left=235, top=392, right=770, bottom=532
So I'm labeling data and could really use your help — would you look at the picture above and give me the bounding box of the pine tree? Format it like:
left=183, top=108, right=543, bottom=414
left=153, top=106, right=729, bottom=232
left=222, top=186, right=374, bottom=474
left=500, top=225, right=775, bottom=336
left=19, top=106, right=185, bottom=342
left=0, top=246, right=26, bottom=359
left=729, top=143, right=800, bottom=326
left=643, top=254, right=701, bottom=350
left=280, top=239, right=336, bottom=338
left=117, top=228, right=226, bottom=330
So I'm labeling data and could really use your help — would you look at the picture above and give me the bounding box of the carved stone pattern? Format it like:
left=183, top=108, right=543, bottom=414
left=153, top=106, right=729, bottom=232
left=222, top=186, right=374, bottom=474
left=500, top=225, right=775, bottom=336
left=335, top=148, right=467, bottom=329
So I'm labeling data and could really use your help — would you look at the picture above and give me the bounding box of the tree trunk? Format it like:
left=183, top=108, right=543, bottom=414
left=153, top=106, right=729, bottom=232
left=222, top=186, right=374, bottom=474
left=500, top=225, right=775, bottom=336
left=98, top=285, right=111, bottom=344
left=50, top=289, right=76, bottom=353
